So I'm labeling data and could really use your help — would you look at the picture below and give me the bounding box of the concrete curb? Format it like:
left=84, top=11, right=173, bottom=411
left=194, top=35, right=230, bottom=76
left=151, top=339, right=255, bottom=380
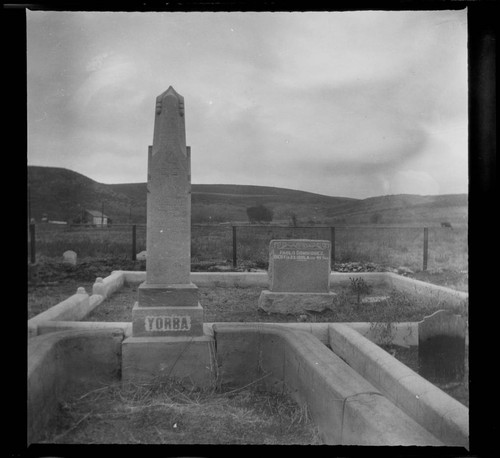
left=28, top=289, right=104, bottom=338
left=386, top=272, right=468, bottom=306
left=330, top=271, right=390, bottom=286
left=28, top=328, right=124, bottom=445
left=328, top=323, right=469, bottom=448
left=92, top=271, right=125, bottom=298
left=32, top=321, right=418, bottom=347
left=346, top=322, right=418, bottom=347
left=118, top=270, right=468, bottom=303
left=37, top=321, right=133, bottom=338
left=119, top=270, right=391, bottom=288
left=213, top=323, right=442, bottom=446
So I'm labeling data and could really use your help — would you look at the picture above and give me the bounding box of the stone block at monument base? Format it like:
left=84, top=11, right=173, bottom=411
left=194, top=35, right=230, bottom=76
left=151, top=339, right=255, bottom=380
left=258, top=290, right=337, bottom=314
left=138, top=282, right=199, bottom=307
left=122, top=335, right=216, bottom=388
left=132, top=302, right=204, bottom=337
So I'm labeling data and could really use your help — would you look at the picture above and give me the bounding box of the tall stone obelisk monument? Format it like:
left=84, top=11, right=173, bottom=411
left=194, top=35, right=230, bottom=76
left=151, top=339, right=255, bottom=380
left=123, top=87, right=213, bottom=386
left=131, top=86, right=203, bottom=337
left=147, top=86, right=191, bottom=285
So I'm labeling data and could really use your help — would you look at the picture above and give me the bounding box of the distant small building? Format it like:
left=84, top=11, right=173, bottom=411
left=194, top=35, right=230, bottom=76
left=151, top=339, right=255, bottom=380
left=84, top=210, right=109, bottom=226
left=48, top=220, right=67, bottom=225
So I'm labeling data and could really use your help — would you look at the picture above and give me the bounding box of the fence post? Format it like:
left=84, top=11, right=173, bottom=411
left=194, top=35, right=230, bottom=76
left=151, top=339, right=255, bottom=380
left=29, top=223, right=36, bottom=264
left=131, top=224, right=137, bottom=261
left=423, top=227, right=429, bottom=271
left=232, top=225, right=237, bottom=268
left=330, top=226, right=336, bottom=269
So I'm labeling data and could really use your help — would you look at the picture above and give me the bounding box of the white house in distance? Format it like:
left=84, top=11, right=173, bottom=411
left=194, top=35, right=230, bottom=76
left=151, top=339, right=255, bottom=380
left=84, top=209, right=109, bottom=226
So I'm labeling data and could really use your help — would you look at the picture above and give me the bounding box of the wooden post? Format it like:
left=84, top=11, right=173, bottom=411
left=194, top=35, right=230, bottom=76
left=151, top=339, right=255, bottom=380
left=232, top=225, right=237, bottom=268
left=101, top=201, right=105, bottom=227
left=29, top=223, right=36, bottom=264
left=132, top=224, right=137, bottom=261
left=423, top=227, right=429, bottom=271
left=330, top=226, right=336, bottom=269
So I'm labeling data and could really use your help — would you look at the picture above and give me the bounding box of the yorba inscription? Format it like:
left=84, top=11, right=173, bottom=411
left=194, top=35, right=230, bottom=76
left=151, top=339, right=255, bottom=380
left=145, top=315, right=191, bottom=332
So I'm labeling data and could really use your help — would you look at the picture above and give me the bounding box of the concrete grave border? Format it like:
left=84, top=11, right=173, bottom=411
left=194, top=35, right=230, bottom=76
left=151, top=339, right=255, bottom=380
left=28, top=328, right=124, bottom=444
left=28, top=324, right=447, bottom=447
left=27, top=269, right=469, bottom=448
left=28, top=270, right=467, bottom=339
left=213, top=323, right=442, bottom=446
left=328, top=323, right=469, bottom=448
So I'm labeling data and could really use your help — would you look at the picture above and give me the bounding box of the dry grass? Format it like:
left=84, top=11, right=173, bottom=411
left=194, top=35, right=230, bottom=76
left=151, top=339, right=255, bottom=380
left=42, top=377, right=322, bottom=445
left=30, top=223, right=468, bottom=272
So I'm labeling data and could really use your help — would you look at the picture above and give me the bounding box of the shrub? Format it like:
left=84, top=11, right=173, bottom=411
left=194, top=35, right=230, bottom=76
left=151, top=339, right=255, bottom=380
left=246, top=205, right=273, bottom=224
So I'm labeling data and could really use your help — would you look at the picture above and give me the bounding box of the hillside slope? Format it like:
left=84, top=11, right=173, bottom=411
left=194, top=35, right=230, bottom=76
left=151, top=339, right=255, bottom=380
left=27, top=166, right=467, bottom=226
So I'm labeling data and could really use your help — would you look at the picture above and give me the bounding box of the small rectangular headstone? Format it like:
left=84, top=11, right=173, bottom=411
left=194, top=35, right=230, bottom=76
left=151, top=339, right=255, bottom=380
left=62, top=250, right=77, bottom=265
left=268, top=239, right=331, bottom=292
left=418, top=310, right=467, bottom=384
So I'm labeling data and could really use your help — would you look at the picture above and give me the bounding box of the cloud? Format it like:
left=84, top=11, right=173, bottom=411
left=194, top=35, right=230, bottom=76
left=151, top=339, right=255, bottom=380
left=69, top=53, right=141, bottom=110
left=27, top=10, right=468, bottom=198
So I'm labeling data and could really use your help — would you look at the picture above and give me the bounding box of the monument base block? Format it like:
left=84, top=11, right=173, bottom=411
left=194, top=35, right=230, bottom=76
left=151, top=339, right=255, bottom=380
left=122, top=335, right=216, bottom=388
left=132, top=302, right=204, bottom=337
left=138, top=281, right=199, bottom=307
left=258, top=290, right=337, bottom=314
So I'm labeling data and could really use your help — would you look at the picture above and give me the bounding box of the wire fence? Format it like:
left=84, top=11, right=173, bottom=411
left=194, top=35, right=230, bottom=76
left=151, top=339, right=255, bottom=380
left=27, top=222, right=468, bottom=272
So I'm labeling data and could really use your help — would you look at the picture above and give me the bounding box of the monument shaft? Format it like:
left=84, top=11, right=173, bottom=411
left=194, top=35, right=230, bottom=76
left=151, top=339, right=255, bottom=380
left=146, top=86, right=191, bottom=285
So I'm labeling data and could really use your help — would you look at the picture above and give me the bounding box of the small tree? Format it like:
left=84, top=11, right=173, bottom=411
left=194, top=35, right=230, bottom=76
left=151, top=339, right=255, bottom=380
left=246, top=205, right=273, bottom=224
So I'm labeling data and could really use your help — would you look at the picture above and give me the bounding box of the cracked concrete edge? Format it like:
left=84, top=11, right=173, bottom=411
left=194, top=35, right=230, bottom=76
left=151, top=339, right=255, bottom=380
left=328, top=323, right=469, bottom=449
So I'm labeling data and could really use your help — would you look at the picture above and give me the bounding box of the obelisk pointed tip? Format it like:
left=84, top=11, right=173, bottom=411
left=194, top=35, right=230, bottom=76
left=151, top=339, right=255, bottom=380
left=158, top=86, right=182, bottom=100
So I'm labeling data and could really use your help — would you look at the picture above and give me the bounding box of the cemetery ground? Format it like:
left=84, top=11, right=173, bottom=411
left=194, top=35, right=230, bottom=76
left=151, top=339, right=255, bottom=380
left=28, top=255, right=468, bottom=321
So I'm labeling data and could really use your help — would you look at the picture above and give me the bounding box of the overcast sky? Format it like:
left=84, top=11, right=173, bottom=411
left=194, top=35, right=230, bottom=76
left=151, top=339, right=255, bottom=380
left=27, top=9, right=468, bottom=199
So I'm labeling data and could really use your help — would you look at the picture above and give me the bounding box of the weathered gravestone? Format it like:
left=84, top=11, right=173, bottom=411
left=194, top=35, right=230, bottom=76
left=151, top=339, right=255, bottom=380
left=62, top=250, right=77, bottom=265
left=258, top=239, right=336, bottom=314
left=418, top=310, right=467, bottom=384
left=136, top=251, right=147, bottom=261
left=122, top=87, right=213, bottom=386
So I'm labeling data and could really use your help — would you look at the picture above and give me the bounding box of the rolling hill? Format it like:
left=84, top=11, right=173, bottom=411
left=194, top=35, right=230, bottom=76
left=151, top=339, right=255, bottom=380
left=27, top=166, right=467, bottom=226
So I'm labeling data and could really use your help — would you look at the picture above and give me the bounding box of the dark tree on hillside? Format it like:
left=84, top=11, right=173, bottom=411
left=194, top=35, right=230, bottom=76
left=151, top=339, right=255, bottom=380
left=246, top=205, right=273, bottom=224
